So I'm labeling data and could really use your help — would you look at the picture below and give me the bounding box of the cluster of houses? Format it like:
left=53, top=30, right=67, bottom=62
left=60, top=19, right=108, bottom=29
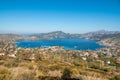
left=0, top=41, right=120, bottom=70
left=0, top=51, right=16, bottom=58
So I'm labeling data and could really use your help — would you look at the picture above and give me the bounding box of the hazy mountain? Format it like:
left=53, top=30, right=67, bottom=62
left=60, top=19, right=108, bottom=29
left=27, top=30, right=120, bottom=40
left=98, top=33, right=120, bottom=46
left=0, top=34, right=24, bottom=41
left=80, top=30, right=120, bottom=40
left=28, top=31, right=72, bottom=40
left=0, top=30, right=120, bottom=41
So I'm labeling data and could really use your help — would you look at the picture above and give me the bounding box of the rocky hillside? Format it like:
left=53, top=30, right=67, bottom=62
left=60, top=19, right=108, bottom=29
left=0, top=34, right=24, bottom=41
left=27, top=30, right=120, bottom=40
left=80, top=30, right=120, bottom=40
left=99, top=33, right=120, bottom=46
left=27, top=31, right=72, bottom=40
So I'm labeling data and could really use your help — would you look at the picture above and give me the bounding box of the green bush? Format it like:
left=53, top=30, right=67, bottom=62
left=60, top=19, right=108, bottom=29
left=101, top=67, right=110, bottom=72
left=90, top=64, right=100, bottom=69
left=110, top=62, right=117, bottom=66
left=73, top=62, right=84, bottom=67
left=4, top=61, right=18, bottom=68
left=38, top=76, right=61, bottom=80
left=49, top=64, right=61, bottom=71
left=34, top=53, right=43, bottom=62
left=110, top=75, right=120, bottom=80
left=61, top=68, right=72, bottom=80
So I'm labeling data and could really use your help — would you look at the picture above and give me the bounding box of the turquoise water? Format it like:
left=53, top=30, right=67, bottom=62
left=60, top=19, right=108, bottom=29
left=16, top=38, right=105, bottom=50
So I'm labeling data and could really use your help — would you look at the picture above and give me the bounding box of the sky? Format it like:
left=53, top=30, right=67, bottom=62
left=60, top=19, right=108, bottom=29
left=0, top=0, right=120, bottom=34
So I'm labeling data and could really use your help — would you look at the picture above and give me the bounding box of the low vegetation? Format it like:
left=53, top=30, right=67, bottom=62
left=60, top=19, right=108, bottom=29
left=0, top=32, right=120, bottom=80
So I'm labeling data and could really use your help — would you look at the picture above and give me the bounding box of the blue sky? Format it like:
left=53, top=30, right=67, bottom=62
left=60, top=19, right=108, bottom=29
left=0, top=0, right=120, bottom=33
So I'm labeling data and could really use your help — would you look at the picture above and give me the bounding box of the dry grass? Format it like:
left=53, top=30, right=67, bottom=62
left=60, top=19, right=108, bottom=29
left=0, top=66, right=11, bottom=80
left=81, top=75, right=108, bottom=80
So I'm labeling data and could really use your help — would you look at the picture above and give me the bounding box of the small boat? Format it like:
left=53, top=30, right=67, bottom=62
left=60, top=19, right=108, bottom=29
left=74, top=46, right=77, bottom=48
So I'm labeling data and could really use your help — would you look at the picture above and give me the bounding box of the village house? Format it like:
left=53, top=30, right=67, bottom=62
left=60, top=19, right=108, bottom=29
left=8, top=52, right=16, bottom=58
left=115, top=57, right=120, bottom=64
left=0, top=52, right=5, bottom=56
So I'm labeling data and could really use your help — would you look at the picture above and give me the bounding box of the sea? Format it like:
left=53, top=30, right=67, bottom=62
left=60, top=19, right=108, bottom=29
left=16, top=38, right=105, bottom=50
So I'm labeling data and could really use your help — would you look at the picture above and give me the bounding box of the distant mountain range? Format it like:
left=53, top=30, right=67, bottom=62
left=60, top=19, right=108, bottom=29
left=27, top=31, right=72, bottom=40
left=80, top=30, right=120, bottom=40
left=0, top=34, right=24, bottom=41
left=27, top=30, right=120, bottom=40
left=0, top=30, right=120, bottom=41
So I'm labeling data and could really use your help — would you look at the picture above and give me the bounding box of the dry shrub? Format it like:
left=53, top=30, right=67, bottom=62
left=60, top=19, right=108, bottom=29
left=48, top=64, right=61, bottom=71
left=109, top=75, right=120, bottom=80
left=11, top=67, right=36, bottom=80
left=0, top=60, right=5, bottom=65
left=0, top=66, right=11, bottom=80
left=13, top=71, right=35, bottom=80
left=81, top=75, right=108, bottom=80
left=48, top=70, right=62, bottom=77
left=71, top=68, right=79, bottom=75
left=37, top=76, right=61, bottom=80
left=61, top=68, right=72, bottom=79
left=19, top=62, right=34, bottom=70
left=4, top=61, right=18, bottom=68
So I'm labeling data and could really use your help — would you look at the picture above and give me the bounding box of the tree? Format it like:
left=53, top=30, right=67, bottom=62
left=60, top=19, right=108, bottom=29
left=61, top=68, right=72, bottom=80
